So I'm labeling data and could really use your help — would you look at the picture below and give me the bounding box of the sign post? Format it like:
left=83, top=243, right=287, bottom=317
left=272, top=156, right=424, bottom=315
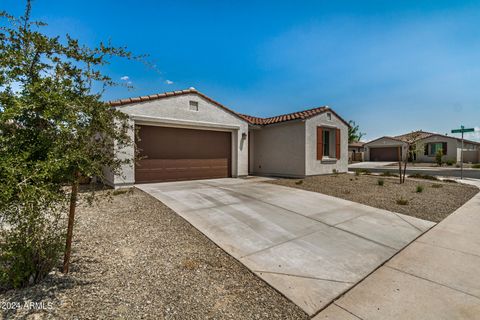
left=451, top=126, right=475, bottom=179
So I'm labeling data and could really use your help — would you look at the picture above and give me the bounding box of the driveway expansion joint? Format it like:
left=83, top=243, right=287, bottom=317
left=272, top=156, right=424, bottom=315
left=253, top=270, right=354, bottom=284
left=385, top=265, right=480, bottom=300
left=212, top=182, right=402, bottom=251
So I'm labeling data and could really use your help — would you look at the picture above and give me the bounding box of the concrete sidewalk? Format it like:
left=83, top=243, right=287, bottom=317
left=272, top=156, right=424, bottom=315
left=316, top=179, right=480, bottom=320
left=137, top=178, right=434, bottom=316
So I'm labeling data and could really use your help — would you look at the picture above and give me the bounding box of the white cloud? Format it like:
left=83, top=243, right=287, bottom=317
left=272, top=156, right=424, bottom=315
left=165, top=80, right=173, bottom=85
left=465, top=127, right=480, bottom=141
left=120, top=76, right=130, bottom=81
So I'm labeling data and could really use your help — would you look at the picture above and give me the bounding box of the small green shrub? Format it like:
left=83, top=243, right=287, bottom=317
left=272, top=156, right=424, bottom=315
left=356, top=168, right=371, bottom=175
left=354, top=170, right=360, bottom=176
left=472, top=164, right=480, bottom=169
left=332, top=169, right=339, bottom=175
left=409, top=173, right=439, bottom=181
left=396, top=198, right=409, bottom=205
left=446, top=160, right=455, bottom=166
left=431, top=183, right=443, bottom=188
left=381, top=171, right=399, bottom=177
left=113, top=188, right=131, bottom=196
left=416, top=185, right=424, bottom=193
left=435, top=149, right=444, bottom=166
left=377, top=179, right=385, bottom=186
left=295, top=180, right=304, bottom=185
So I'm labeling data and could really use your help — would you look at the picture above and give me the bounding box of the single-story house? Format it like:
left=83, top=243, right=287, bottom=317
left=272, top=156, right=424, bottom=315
left=364, top=130, right=480, bottom=163
left=105, top=88, right=350, bottom=188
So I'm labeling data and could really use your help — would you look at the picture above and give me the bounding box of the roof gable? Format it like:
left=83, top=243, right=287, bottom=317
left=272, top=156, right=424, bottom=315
left=108, top=88, right=349, bottom=127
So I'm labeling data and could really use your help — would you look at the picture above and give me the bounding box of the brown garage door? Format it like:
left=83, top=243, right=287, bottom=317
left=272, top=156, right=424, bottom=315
left=370, top=147, right=400, bottom=161
left=135, top=125, right=231, bottom=183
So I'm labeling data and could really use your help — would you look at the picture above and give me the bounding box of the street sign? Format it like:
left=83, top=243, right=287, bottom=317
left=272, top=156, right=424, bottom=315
left=452, top=128, right=474, bottom=133
left=451, top=125, right=475, bottom=134
left=450, top=125, right=476, bottom=179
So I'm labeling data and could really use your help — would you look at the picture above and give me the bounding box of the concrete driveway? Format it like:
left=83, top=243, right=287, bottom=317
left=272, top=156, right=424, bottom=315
left=137, top=178, right=434, bottom=316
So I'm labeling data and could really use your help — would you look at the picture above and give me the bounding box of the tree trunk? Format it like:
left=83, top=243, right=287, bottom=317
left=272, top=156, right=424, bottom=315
left=397, top=147, right=402, bottom=184
left=402, top=150, right=408, bottom=183
left=62, top=172, right=80, bottom=273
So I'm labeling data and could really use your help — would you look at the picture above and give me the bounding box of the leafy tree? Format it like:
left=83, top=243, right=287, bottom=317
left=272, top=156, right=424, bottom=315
left=0, top=0, right=141, bottom=286
left=348, top=120, right=365, bottom=143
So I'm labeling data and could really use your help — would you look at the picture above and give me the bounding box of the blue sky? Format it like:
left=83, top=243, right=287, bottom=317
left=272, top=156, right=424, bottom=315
left=3, top=0, right=480, bottom=141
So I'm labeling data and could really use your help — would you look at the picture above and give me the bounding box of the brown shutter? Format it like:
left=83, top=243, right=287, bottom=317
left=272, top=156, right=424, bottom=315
left=336, top=128, right=341, bottom=159
left=317, top=127, right=323, bottom=160
left=442, top=142, right=447, bottom=155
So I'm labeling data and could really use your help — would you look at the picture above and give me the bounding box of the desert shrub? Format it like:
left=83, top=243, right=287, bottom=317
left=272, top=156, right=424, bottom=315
left=396, top=198, right=409, bottom=205
left=355, top=168, right=371, bottom=175
left=295, top=180, right=304, bottom=185
left=416, top=185, right=424, bottom=193
left=435, top=149, right=444, bottom=166
left=0, top=185, right=66, bottom=290
left=431, top=184, right=443, bottom=188
left=381, top=171, right=399, bottom=177
left=332, top=169, right=339, bottom=176
left=377, top=179, right=385, bottom=186
left=472, top=164, right=480, bottom=169
left=409, top=173, right=439, bottom=181
left=113, top=188, right=132, bottom=196
left=446, top=160, right=455, bottom=166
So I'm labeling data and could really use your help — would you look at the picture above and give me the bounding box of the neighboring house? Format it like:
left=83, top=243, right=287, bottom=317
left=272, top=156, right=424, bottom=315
left=106, top=88, right=350, bottom=187
left=348, top=141, right=365, bottom=162
left=364, top=130, right=480, bottom=163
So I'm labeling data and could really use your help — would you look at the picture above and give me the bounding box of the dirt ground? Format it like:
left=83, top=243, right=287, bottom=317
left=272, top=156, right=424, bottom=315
left=270, top=174, right=478, bottom=222
left=0, top=188, right=308, bottom=320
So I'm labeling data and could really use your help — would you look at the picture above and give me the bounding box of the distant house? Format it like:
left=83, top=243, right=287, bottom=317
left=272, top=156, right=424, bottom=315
left=106, top=88, right=351, bottom=187
left=364, top=130, right=480, bottom=163
left=348, top=141, right=365, bottom=162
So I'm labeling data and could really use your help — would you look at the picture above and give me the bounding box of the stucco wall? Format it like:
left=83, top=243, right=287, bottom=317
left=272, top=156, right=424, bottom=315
left=305, top=112, right=348, bottom=175
left=415, top=135, right=458, bottom=163
left=110, top=93, right=249, bottom=187
left=462, top=150, right=479, bottom=163
left=250, top=121, right=306, bottom=177
left=364, top=138, right=407, bottom=161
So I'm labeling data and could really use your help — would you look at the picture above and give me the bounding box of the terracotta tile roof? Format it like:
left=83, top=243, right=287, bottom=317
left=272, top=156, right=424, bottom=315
left=394, top=130, right=436, bottom=143
left=107, top=87, right=245, bottom=122
left=239, top=106, right=333, bottom=125
left=107, top=88, right=350, bottom=127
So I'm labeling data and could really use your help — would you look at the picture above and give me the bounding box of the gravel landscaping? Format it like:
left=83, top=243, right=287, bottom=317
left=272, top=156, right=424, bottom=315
left=0, top=188, right=308, bottom=320
left=270, top=174, right=479, bottom=222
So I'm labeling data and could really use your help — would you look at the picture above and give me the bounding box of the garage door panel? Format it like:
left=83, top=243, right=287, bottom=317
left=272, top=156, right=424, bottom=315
left=370, top=147, right=399, bottom=161
left=135, top=126, right=231, bottom=183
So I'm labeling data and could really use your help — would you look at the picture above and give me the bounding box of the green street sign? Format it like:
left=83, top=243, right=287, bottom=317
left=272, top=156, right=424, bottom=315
left=451, top=128, right=475, bottom=134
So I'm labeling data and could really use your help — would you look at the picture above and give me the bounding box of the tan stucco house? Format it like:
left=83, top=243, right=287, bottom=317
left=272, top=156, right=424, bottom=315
left=106, top=88, right=350, bottom=188
left=364, top=130, right=480, bottom=163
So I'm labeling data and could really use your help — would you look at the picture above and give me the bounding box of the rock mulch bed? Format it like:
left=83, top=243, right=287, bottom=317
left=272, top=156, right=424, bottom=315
left=0, top=188, right=308, bottom=320
left=270, top=174, right=479, bottom=222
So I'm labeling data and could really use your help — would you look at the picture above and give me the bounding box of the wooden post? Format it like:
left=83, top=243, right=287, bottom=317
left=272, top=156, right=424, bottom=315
left=63, top=172, right=79, bottom=273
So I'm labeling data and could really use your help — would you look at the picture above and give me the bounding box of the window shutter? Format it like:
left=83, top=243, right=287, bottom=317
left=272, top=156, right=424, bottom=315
left=317, top=127, right=323, bottom=160
left=442, top=142, right=447, bottom=155
left=336, top=128, right=341, bottom=159
left=424, top=144, right=428, bottom=155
